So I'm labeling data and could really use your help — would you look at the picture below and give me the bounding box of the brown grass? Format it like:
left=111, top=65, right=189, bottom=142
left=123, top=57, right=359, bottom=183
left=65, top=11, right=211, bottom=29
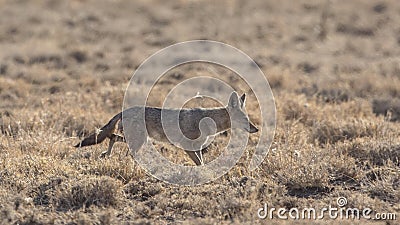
left=0, top=0, right=399, bottom=224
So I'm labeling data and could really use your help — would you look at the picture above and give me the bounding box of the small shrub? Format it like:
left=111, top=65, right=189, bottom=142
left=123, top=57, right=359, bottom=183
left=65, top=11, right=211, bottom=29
left=56, top=176, right=122, bottom=210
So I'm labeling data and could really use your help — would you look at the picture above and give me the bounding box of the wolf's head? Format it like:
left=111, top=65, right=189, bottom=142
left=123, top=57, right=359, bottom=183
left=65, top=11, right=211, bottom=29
left=226, top=92, right=258, bottom=133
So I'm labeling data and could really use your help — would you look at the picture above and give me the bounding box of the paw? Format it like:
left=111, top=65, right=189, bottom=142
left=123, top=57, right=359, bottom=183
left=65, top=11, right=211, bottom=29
left=99, top=151, right=109, bottom=158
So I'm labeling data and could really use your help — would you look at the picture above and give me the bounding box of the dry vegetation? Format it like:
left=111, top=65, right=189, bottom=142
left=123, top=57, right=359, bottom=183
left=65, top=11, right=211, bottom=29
left=0, top=0, right=399, bottom=224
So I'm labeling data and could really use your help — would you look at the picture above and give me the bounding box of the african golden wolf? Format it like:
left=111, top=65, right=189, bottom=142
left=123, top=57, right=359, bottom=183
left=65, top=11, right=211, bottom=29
left=75, top=92, right=258, bottom=165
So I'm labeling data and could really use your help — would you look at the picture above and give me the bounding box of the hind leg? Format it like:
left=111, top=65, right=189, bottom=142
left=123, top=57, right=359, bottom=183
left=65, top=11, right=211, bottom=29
left=100, top=134, right=125, bottom=158
left=111, top=134, right=128, bottom=156
left=110, top=134, right=129, bottom=157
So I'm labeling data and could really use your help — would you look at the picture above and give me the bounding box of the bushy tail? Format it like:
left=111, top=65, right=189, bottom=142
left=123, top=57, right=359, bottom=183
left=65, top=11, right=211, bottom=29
left=74, top=112, right=122, bottom=147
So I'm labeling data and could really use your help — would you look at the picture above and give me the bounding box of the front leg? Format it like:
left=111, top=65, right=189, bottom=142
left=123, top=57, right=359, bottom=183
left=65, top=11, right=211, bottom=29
left=185, top=143, right=210, bottom=166
left=185, top=150, right=204, bottom=166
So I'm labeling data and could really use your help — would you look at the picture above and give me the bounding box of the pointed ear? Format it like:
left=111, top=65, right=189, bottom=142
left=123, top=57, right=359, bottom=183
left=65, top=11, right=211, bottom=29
left=228, top=92, right=240, bottom=108
left=240, top=93, right=246, bottom=102
left=240, top=93, right=246, bottom=108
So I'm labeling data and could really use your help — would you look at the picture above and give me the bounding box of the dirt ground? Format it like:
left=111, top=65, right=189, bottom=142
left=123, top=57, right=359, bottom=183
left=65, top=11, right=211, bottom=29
left=0, top=0, right=399, bottom=224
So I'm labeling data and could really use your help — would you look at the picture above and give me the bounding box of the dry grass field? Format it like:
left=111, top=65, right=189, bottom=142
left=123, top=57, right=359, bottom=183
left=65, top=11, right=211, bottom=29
left=0, top=0, right=399, bottom=224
